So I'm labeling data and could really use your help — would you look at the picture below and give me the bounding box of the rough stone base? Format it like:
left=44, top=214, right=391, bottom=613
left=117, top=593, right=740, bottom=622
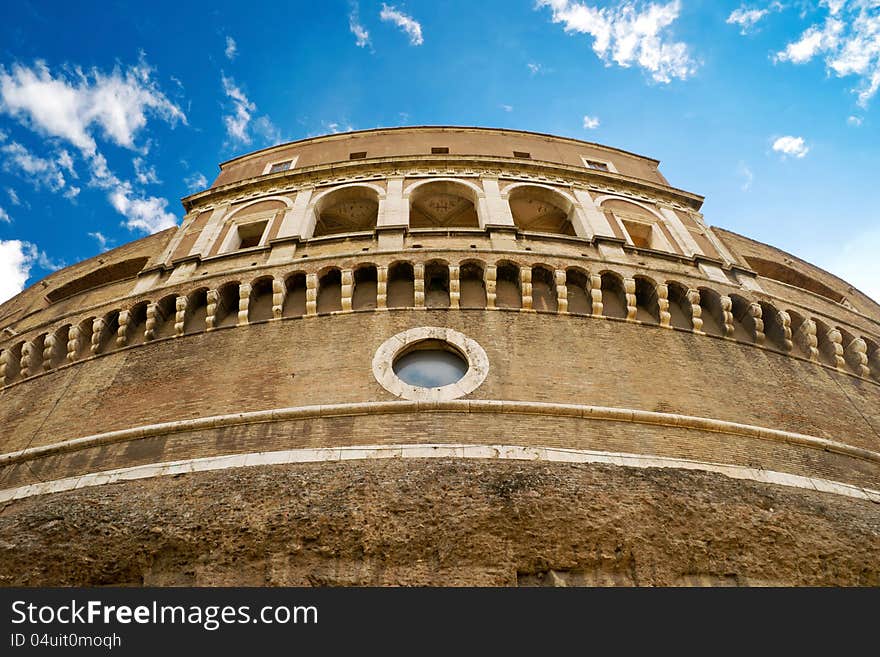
left=1, top=459, right=878, bottom=586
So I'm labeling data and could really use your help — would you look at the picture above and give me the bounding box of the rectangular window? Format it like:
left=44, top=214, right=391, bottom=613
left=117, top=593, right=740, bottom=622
left=584, top=159, right=610, bottom=171
left=268, top=160, right=293, bottom=174
left=431, top=147, right=449, bottom=154
left=513, top=151, right=531, bottom=159
left=349, top=151, right=367, bottom=160
left=236, top=220, right=269, bottom=249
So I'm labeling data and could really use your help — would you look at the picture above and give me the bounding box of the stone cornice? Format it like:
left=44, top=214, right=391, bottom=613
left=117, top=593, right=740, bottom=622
left=182, top=155, right=705, bottom=214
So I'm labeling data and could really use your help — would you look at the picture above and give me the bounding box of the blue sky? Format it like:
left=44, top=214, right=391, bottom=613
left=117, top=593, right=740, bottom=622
left=0, top=0, right=878, bottom=302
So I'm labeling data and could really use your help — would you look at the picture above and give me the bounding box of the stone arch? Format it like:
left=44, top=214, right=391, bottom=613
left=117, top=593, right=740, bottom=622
left=507, top=185, right=577, bottom=236
left=313, top=184, right=381, bottom=237
left=666, top=281, right=692, bottom=330
left=634, top=276, right=660, bottom=325
left=408, top=179, right=480, bottom=229
left=596, top=196, right=675, bottom=252
left=759, top=301, right=789, bottom=352
left=283, top=273, right=307, bottom=318
left=1, top=342, right=23, bottom=383
left=729, top=294, right=756, bottom=343
left=566, top=267, right=591, bottom=315
left=49, top=324, right=70, bottom=369
left=96, top=309, right=120, bottom=354
left=531, top=265, right=558, bottom=311
left=353, top=264, right=379, bottom=310
left=125, top=301, right=150, bottom=347
left=152, top=295, right=178, bottom=339
left=495, top=260, right=522, bottom=309
left=249, top=276, right=275, bottom=323
left=184, top=288, right=209, bottom=334
left=459, top=260, right=487, bottom=308
left=387, top=261, right=415, bottom=308
left=214, top=282, right=241, bottom=328
left=75, top=317, right=94, bottom=359
left=787, top=310, right=815, bottom=359
left=600, top=271, right=627, bottom=319
left=425, top=260, right=451, bottom=309
left=317, top=268, right=342, bottom=314
left=218, top=197, right=291, bottom=253
left=837, top=326, right=867, bottom=376
left=697, top=287, right=725, bottom=337
left=813, top=318, right=840, bottom=367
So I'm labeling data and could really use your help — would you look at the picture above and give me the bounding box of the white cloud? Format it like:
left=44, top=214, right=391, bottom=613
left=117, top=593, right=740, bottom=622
left=848, top=114, right=863, bottom=125
left=774, top=1, right=880, bottom=106
left=501, top=104, right=514, bottom=112
left=84, top=152, right=175, bottom=233
left=0, top=141, right=68, bottom=192
left=350, top=4, right=371, bottom=48
left=0, top=239, right=35, bottom=302
left=88, top=231, right=110, bottom=251
left=225, top=36, right=238, bottom=61
left=323, top=121, right=355, bottom=134
left=772, top=135, right=809, bottom=158
left=184, top=172, right=209, bottom=192
left=582, top=114, right=600, bottom=129
left=527, top=62, right=543, bottom=75
left=220, top=75, right=279, bottom=146
left=6, top=187, right=21, bottom=206
left=738, top=161, right=754, bottom=191
left=0, top=57, right=186, bottom=156
left=133, top=156, right=160, bottom=185
left=0, top=206, right=10, bottom=223
left=108, top=186, right=177, bottom=234
left=0, top=239, right=61, bottom=302
left=727, top=7, right=769, bottom=34
left=536, top=0, right=697, bottom=83
left=380, top=4, right=424, bottom=45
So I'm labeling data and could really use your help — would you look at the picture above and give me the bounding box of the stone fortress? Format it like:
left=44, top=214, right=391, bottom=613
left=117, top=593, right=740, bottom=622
left=1, top=126, right=878, bottom=586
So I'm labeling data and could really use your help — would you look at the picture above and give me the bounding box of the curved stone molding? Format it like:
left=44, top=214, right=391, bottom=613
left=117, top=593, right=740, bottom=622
left=2, top=443, right=877, bottom=505
left=372, top=327, right=489, bottom=401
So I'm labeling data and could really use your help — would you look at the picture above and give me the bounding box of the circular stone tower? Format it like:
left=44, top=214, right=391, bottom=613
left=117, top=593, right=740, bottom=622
left=1, top=127, right=879, bottom=586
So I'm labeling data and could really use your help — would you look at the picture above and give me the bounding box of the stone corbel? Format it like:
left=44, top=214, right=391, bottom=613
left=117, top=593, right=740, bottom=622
left=623, top=277, right=637, bottom=322
left=844, top=337, right=870, bottom=377
left=657, top=283, right=671, bottom=328
left=174, top=296, right=187, bottom=337
left=555, top=270, right=568, bottom=314
left=272, top=278, right=285, bottom=320
left=520, top=268, right=533, bottom=311
left=590, top=273, right=603, bottom=317
left=748, top=303, right=765, bottom=345
left=687, top=289, right=703, bottom=333
left=485, top=265, right=497, bottom=309
left=238, top=283, right=251, bottom=326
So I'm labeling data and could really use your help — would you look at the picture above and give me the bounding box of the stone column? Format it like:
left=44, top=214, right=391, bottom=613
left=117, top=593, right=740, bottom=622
left=687, top=288, right=703, bottom=333
left=449, top=265, right=460, bottom=310
left=272, top=278, right=285, bottom=320
left=485, top=265, right=497, bottom=309
left=205, top=290, right=219, bottom=331
left=174, top=296, right=187, bottom=337
left=238, top=283, right=251, bottom=326
left=377, top=266, right=388, bottom=310
left=305, top=274, right=318, bottom=316
left=555, top=270, right=568, bottom=314
left=657, top=283, right=671, bottom=328
left=413, top=264, right=425, bottom=308
left=590, top=273, right=603, bottom=317
left=520, top=268, right=533, bottom=311
left=341, top=269, right=354, bottom=312
left=624, top=277, right=637, bottom=322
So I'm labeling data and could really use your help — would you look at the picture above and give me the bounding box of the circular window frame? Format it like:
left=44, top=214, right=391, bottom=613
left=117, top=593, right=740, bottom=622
left=373, top=327, right=489, bottom=401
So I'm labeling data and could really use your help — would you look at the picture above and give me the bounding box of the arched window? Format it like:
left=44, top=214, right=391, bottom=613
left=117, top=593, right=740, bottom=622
left=666, top=282, right=692, bottom=330
left=601, top=199, right=675, bottom=252
left=215, top=283, right=240, bottom=328
left=409, top=181, right=479, bottom=229
left=353, top=266, right=378, bottom=310
left=508, top=186, right=576, bottom=236
left=566, top=269, right=590, bottom=315
left=531, top=266, right=557, bottom=312
left=314, top=186, right=380, bottom=237
left=634, top=277, right=660, bottom=325
left=730, top=294, right=756, bottom=343
left=495, top=262, right=521, bottom=309
left=459, top=262, right=487, bottom=308
left=759, top=301, right=788, bottom=351
left=126, top=301, right=149, bottom=346
left=317, top=269, right=342, bottom=313
left=49, top=325, right=70, bottom=368
left=425, top=261, right=450, bottom=309
left=387, top=262, right=415, bottom=308
left=283, top=273, right=307, bottom=318
left=249, top=277, right=275, bottom=323
left=185, top=289, right=208, bottom=334
left=153, top=295, right=178, bottom=339
left=698, top=288, right=724, bottom=337
left=600, top=272, right=627, bottom=319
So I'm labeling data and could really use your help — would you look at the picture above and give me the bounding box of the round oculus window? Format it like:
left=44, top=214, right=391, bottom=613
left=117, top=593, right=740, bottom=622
left=392, top=340, right=469, bottom=388
left=372, top=327, right=489, bottom=401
